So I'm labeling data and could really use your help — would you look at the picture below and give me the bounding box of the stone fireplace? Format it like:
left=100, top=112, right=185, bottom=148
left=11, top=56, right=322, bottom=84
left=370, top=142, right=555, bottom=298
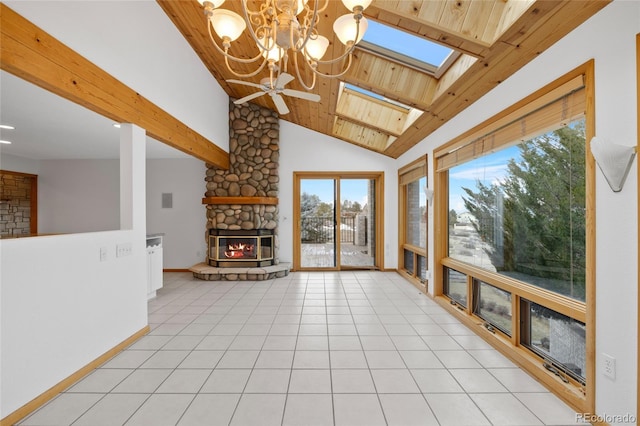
left=191, top=100, right=289, bottom=281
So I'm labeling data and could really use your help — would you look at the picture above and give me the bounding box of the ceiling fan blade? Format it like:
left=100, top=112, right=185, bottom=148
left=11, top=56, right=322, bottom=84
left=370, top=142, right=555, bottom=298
left=226, top=79, right=264, bottom=89
left=234, top=91, right=266, bottom=105
left=270, top=93, right=290, bottom=115
left=282, top=89, right=321, bottom=102
left=275, top=72, right=294, bottom=88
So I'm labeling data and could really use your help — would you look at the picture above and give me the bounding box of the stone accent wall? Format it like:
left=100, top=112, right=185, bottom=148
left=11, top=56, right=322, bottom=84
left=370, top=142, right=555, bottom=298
left=0, top=172, right=33, bottom=237
left=204, top=100, right=280, bottom=262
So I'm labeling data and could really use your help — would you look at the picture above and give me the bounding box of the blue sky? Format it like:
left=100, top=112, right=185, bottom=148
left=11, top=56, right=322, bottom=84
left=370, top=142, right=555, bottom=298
left=448, top=145, right=521, bottom=213
left=363, top=20, right=452, bottom=67
left=300, top=179, right=370, bottom=206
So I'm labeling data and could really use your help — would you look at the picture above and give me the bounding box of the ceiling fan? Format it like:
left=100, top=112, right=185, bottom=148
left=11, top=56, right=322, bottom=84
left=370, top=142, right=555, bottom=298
left=227, top=73, right=320, bottom=115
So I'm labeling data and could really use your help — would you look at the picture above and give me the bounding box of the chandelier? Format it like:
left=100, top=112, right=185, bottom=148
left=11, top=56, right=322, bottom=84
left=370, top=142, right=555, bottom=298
left=196, top=0, right=372, bottom=91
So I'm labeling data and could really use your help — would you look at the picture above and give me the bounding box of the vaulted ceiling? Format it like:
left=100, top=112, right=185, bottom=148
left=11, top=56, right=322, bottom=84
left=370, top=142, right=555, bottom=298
left=159, top=0, right=609, bottom=158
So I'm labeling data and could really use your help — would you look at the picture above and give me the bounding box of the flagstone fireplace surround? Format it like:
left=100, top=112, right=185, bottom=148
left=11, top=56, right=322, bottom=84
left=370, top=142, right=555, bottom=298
left=191, top=100, right=289, bottom=281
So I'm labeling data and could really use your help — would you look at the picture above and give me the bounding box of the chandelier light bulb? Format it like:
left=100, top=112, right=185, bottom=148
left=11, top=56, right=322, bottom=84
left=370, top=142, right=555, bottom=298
left=333, top=14, right=368, bottom=46
left=209, top=9, right=246, bottom=42
left=304, top=35, right=329, bottom=60
left=275, top=0, right=307, bottom=14
left=259, top=37, right=284, bottom=62
left=296, top=0, right=309, bottom=15
left=198, top=0, right=365, bottom=91
left=197, top=0, right=226, bottom=8
left=340, top=0, right=372, bottom=13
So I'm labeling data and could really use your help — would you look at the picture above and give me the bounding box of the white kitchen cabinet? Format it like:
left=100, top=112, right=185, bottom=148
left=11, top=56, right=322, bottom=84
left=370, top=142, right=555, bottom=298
left=146, top=235, right=163, bottom=299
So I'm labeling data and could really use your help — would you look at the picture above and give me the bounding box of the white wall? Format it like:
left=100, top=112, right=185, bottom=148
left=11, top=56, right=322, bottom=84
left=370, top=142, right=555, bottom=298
left=38, top=160, right=120, bottom=234
left=146, top=158, right=208, bottom=269
left=279, top=121, right=399, bottom=269
left=4, top=0, right=229, bottom=152
left=3, top=0, right=637, bottom=421
left=0, top=153, right=40, bottom=175
left=398, top=1, right=638, bottom=421
left=0, top=125, right=148, bottom=418
left=0, top=2, right=230, bottom=420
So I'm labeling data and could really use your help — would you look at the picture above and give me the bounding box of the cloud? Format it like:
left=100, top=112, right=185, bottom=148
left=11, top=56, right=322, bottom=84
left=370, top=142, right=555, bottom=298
left=449, top=164, right=509, bottom=183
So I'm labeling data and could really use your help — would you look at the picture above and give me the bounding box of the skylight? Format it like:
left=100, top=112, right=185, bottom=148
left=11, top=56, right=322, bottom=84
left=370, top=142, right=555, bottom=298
left=344, top=84, right=411, bottom=110
left=360, top=19, right=457, bottom=76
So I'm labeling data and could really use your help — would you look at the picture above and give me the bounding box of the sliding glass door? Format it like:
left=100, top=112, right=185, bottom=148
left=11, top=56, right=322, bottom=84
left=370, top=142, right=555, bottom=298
left=339, top=178, right=375, bottom=268
left=299, top=178, right=336, bottom=268
left=294, top=172, right=383, bottom=270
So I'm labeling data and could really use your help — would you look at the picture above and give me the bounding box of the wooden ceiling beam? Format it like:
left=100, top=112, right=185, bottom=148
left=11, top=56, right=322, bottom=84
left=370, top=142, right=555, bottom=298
left=0, top=3, right=229, bottom=168
left=383, top=0, right=610, bottom=158
left=158, top=0, right=609, bottom=160
left=365, top=1, right=493, bottom=58
left=334, top=112, right=402, bottom=138
left=344, top=50, right=437, bottom=110
left=332, top=118, right=389, bottom=153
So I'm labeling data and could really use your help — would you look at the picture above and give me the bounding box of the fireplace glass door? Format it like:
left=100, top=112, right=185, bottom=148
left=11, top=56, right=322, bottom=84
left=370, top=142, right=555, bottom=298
left=208, top=230, right=274, bottom=267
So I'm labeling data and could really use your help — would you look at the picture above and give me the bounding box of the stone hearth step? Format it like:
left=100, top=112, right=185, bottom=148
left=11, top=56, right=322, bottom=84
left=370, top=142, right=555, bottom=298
left=190, top=262, right=290, bottom=281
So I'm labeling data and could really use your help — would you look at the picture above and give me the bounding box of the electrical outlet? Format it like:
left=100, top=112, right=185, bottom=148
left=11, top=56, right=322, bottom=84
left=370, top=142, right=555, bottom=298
left=116, top=243, right=132, bottom=258
left=602, top=353, right=616, bottom=379
left=100, top=247, right=108, bottom=262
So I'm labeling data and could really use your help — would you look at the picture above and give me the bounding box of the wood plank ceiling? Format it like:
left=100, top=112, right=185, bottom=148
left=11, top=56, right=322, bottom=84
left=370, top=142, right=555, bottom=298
left=158, top=0, right=610, bottom=159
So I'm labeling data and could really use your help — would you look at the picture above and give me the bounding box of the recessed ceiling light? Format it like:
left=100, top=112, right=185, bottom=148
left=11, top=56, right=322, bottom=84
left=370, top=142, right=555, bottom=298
left=113, top=123, right=121, bottom=128
left=0, top=140, right=12, bottom=144
left=0, top=125, right=15, bottom=130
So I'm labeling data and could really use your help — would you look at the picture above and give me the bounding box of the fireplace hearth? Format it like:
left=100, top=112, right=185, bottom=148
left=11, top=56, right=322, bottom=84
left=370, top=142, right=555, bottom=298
left=208, top=229, right=274, bottom=268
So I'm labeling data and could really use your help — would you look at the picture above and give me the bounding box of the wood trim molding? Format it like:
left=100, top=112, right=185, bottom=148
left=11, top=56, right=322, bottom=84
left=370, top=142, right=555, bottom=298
left=0, top=326, right=150, bottom=426
left=636, top=32, right=640, bottom=423
left=202, top=196, right=278, bottom=205
left=432, top=61, right=595, bottom=414
left=292, top=171, right=384, bottom=271
left=0, top=4, right=229, bottom=169
left=432, top=294, right=588, bottom=411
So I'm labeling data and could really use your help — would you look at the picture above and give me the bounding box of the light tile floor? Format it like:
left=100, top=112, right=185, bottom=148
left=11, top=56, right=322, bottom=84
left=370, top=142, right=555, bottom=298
left=18, top=271, right=584, bottom=426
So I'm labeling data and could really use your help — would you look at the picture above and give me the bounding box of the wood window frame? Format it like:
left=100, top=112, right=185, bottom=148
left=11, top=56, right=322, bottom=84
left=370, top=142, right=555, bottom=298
left=433, top=61, right=596, bottom=413
left=292, top=171, right=384, bottom=271
left=398, top=156, right=428, bottom=291
left=636, top=33, right=640, bottom=418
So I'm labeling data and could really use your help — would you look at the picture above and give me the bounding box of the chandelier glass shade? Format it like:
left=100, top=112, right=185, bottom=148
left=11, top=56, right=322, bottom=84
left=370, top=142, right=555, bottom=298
left=197, top=0, right=372, bottom=90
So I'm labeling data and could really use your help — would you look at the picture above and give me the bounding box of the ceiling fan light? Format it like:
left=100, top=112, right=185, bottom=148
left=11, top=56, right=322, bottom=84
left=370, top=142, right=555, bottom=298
left=197, top=0, right=226, bottom=8
left=341, top=0, right=372, bottom=12
left=305, top=35, right=329, bottom=60
left=333, top=14, right=368, bottom=46
left=209, top=9, right=246, bottom=42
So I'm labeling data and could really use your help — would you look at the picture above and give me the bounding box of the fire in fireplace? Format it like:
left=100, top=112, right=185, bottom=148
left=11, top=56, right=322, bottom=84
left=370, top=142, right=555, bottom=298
left=209, top=229, right=274, bottom=267
left=224, top=241, right=255, bottom=259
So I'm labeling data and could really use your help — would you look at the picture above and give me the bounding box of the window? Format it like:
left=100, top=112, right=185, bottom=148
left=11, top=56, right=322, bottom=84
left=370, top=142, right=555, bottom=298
left=444, top=267, right=467, bottom=307
left=433, top=64, right=594, bottom=413
left=521, top=299, right=586, bottom=384
left=448, top=120, right=586, bottom=302
left=473, top=279, right=512, bottom=336
left=360, top=19, right=459, bottom=77
left=398, top=157, right=428, bottom=289
left=344, top=84, right=411, bottom=110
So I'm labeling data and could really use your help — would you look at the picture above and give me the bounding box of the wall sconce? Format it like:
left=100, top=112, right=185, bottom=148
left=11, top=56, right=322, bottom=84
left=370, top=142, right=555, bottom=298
left=424, top=187, right=434, bottom=205
left=590, top=136, right=637, bottom=192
